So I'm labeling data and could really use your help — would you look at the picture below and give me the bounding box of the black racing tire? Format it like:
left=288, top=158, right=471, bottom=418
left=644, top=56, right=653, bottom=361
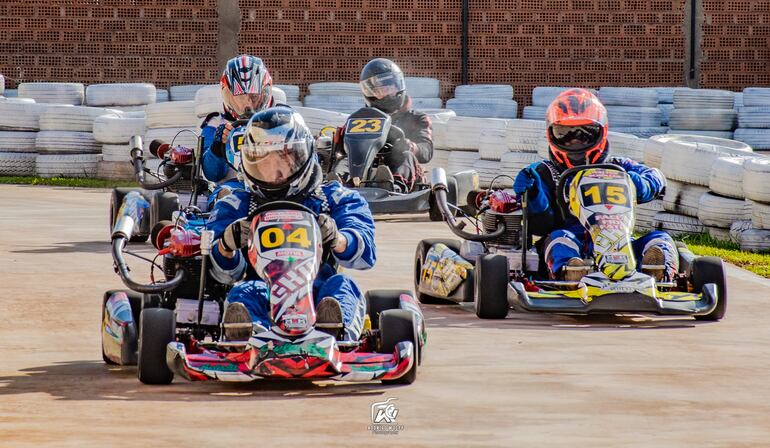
left=101, top=289, right=141, bottom=365
left=366, top=289, right=408, bottom=331
left=379, top=309, right=419, bottom=385
left=110, top=187, right=149, bottom=243
left=414, top=238, right=465, bottom=304
left=137, top=308, right=175, bottom=385
left=691, top=256, right=728, bottom=321
left=150, top=192, right=179, bottom=231
left=474, top=254, right=510, bottom=319
left=428, top=176, right=458, bottom=221
left=151, top=220, right=173, bottom=250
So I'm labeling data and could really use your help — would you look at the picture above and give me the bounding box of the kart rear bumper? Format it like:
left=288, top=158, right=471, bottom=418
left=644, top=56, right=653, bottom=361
left=507, top=281, right=718, bottom=316
left=355, top=187, right=431, bottom=214
left=166, top=338, right=415, bottom=383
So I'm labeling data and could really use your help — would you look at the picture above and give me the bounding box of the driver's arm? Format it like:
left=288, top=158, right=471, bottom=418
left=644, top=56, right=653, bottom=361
left=620, top=158, right=666, bottom=204
left=200, top=115, right=230, bottom=182
left=207, top=193, right=249, bottom=284
left=402, top=112, right=433, bottom=164
left=326, top=185, right=376, bottom=270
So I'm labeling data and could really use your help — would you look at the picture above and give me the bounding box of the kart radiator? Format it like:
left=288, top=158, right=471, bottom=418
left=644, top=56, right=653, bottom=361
left=482, top=210, right=523, bottom=247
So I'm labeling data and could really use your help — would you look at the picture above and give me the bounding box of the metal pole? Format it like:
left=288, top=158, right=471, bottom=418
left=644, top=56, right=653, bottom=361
left=461, top=0, right=469, bottom=85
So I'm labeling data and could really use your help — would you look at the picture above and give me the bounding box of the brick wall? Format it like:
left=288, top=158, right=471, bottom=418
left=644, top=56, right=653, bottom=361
left=700, top=0, right=770, bottom=90
left=1, top=0, right=768, bottom=106
left=0, top=0, right=220, bottom=89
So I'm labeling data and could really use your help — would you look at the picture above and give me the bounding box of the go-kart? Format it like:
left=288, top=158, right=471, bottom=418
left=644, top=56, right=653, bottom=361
left=414, top=165, right=726, bottom=321
left=319, top=106, right=476, bottom=220
left=103, top=199, right=425, bottom=385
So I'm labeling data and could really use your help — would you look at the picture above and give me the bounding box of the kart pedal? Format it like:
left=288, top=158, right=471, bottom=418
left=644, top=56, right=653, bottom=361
left=561, top=258, right=591, bottom=282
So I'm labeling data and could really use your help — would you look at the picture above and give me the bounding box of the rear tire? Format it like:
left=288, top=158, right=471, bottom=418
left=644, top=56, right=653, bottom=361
left=150, top=192, right=179, bottom=231
left=137, top=308, right=175, bottom=385
left=691, top=256, right=728, bottom=321
left=474, top=254, right=510, bottom=319
left=414, top=238, right=467, bottom=304
left=379, top=309, right=419, bottom=385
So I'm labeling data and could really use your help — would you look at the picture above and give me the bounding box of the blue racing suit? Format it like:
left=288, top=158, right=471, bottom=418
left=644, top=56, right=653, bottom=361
left=207, top=181, right=376, bottom=340
left=200, top=112, right=245, bottom=208
left=514, top=156, right=677, bottom=279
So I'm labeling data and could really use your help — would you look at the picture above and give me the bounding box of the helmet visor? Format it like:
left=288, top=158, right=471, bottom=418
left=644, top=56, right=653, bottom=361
left=548, top=123, right=603, bottom=152
left=242, top=113, right=310, bottom=187
left=360, top=71, right=405, bottom=100
left=222, top=88, right=270, bottom=118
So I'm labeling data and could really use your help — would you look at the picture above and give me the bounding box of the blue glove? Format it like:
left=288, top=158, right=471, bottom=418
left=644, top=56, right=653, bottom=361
left=627, top=171, right=649, bottom=202
left=513, top=167, right=537, bottom=195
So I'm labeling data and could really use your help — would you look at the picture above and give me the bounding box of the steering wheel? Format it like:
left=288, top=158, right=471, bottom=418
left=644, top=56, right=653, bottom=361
left=555, top=163, right=627, bottom=221
left=247, top=200, right=318, bottom=221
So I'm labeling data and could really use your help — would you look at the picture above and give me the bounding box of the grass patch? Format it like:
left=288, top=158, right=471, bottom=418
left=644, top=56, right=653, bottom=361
left=0, top=176, right=137, bottom=189
left=678, top=233, right=770, bottom=278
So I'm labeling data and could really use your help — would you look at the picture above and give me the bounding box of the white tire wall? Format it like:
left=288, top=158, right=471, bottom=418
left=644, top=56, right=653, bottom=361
left=85, top=83, right=156, bottom=106
left=97, top=160, right=135, bottom=180
left=652, top=212, right=705, bottom=237
left=307, top=82, right=361, bottom=96
left=658, top=135, right=752, bottom=186
left=447, top=150, right=480, bottom=175
left=93, top=116, right=146, bottom=144
left=18, top=82, right=84, bottom=105
left=0, top=131, right=38, bottom=153
left=405, top=77, right=440, bottom=98
left=293, top=107, right=349, bottom=135
left=662, top=181, right=708, bottom=217
left=39, top=106, right=123, bottom=132
left=454, top=84, right=514, bottom=99
left=142, top=127, right=198, bottom=152
left=35, top=153, right=100, bottom=178
left=750, top=201, right=770, bottom=230
left=0, top=152, right=36, bottom=176
left=101, top=144, right=131, bottom=162
left=35, top=131, right=101, bottom=154
left=697, top=192, right=751, bottom=228
left=193, top=85, right=223, bottom=118
left=739, top=229, right=770, bottom=252
left=145, top=101, right=198, bottom=129
left=473, top=159, right=505, bottom=188
left=478, top=129, right=508, bottom=161
left=0, top=103, right=50, bottom=131
left=635, top=199, right=664, bottom=232
left=169, top=85, right=208, bottom=102
left=730, top=220, right=754, bottom=244
left=708, top=156, right=751, bottom=199
left=743, top=158, right=770, bottom=203
left=499, top=151, right=540, bottom=177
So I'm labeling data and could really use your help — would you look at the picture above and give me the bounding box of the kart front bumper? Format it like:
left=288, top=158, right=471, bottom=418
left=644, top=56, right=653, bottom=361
left=166, top=334, right=415, bottom=383
left=355, top=187, right=431, bottom=214
left=507, top=281, right=718, bottom=316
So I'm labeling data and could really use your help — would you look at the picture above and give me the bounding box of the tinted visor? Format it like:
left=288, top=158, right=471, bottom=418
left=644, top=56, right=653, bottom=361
left=222, top=88, right=270, bottom=118
left=548, top=123, right=603, bottom=152
left=242, top=111, right=310, bottom=187
left=360, top=71, right=405, bottom=100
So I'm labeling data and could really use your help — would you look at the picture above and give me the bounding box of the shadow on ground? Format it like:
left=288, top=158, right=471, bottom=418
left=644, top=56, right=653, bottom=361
left=11, top=241, right=112, bottom=255
left=0, top=360, right=393, bottom=402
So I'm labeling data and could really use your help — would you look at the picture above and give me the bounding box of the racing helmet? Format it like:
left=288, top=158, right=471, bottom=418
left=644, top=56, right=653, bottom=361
left=241, top=106, right=321, bottom=201
left=220, top=55, right=273, bottom=119
left=360, top=58, right=407, bottom=114
left=545, top=88, right=609, bottom=172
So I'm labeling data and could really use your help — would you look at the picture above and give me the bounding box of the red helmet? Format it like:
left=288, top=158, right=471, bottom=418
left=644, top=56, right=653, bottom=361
left=545, top=88, right=609, bottom=172
left=220, top=55, right=273, bottom=119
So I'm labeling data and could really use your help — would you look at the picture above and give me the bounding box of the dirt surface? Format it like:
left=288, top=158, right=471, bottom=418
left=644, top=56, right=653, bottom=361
left=1, top=184, right=769, bottom=447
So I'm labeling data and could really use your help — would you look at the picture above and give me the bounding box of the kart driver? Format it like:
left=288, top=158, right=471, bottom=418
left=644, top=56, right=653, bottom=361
left=200, top=55, right=276, bottom=204
left=358, top=58, right=434, bottom=191
left=512, top=88, right=678, bottom=282
left=207, top=106, right=376, bottom=341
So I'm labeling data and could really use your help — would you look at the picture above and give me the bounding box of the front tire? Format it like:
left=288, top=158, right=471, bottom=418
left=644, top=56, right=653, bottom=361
left=474, top=254, right=510, bottom=319
left=379, top=309, right=419, bottom=385
left=691, top=256, right=727, bottom=321
left=137, top=308, right=175, bottom=385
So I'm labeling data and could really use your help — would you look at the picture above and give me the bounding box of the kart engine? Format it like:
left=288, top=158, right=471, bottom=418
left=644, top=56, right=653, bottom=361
left=159, top=227, right=226, bottom=300
left=481, top=190, right=523, bottom=248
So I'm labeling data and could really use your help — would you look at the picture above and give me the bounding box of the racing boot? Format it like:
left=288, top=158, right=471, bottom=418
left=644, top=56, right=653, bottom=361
left=222, top=302, right=253, bottom=341
left=641, top=245, right=666, bottom=282
left=315, top=297, right=344, bottom=339
left=371, top=165, right=395, bottom=190
left=561, top=257, right=591, bottom=282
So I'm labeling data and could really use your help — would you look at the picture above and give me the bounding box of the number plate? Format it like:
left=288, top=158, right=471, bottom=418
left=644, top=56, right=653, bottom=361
left=346, top=118, right=384, bottom=134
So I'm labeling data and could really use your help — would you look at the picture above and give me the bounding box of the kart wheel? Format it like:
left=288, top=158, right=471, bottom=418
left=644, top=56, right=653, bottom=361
left=151, top=220, right=173, bottom=250
left=366, top=289, right=409, bottom=330
left=150, top=192, right=179, bottom=231
left=101, top=290, right=141, bottom=365
left=474, top=254, right=510, bottom=319
left=691, top=257, right=728, bottom=321
left=379, top=309, right=419, bottom=385
left=428, top=176, right=458, bottom=222
left=414, top=238, right=467, bottom=304
left=137, top=308, right=175, bottom=385
left=110, top=188, right=150, bottom=243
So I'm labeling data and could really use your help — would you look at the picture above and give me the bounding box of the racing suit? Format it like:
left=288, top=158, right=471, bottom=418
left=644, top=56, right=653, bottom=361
left=200, top=111, right=245, bottom=207
left=384, top=97, right=433, bottom=188
left=515, top=155, right=677, bottom=280
left=207, top=181, right=376, bottom=341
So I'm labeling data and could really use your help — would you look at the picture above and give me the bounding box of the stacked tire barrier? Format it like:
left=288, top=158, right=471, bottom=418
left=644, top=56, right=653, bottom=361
left=293, top=106, right=349, bottom=136
left=406, top=77, right=442, bottom=110
left=169, top=84, right=208, bottom=102
left=85, top=83, right=156, bottom=113
left=143, top=101, right=199, bottom=153
left=655, top=87, right=676, bottom=127
left=739, top=158, right=770, bottom=251
left=303, top=83, right=364, bottom=114
left=275, top=84, right=302, bottom=107
left=93, top=114, right=147, bottom=180
left=18, top=82, right=85, bottom=105
left=668, top=89, right=737, bottom=139
left=194, top=85, right=223, bottom=118
left=734, top=88, right=770, bottom=154
left=0, top=101, right=49, bottom=176
left=598, top=87, right=666, bottom=138
left=446, top=85, right=517, bottom=119
left=35, top=106, right=120, bottom=178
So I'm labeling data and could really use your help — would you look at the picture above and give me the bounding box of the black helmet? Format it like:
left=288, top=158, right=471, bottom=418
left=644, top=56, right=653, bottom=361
left=241, top=106, right=321, bottom=201
left=359, top=58, right=407, bottom=114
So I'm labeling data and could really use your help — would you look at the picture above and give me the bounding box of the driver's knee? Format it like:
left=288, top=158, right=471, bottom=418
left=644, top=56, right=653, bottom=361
left=226, top=281, right=271, bottom=328
left=316, top=274, right=366, bottom=340
left=544, top=229, right=583, bottom=274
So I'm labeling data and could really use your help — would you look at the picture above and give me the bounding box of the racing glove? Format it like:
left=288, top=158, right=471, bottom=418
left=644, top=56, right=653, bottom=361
left=210, top=124, right=228, bottom=158
left=318, top=213, right=344, bottom=251
left=220, top=218, right=251, bottom=252
left=513, top=167, right=537, bottom=195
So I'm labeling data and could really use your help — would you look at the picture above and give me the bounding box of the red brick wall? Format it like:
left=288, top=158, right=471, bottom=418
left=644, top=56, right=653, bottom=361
left=700, top=0, right=770, bottom=90
left=0, top=0, right=220, bottom=89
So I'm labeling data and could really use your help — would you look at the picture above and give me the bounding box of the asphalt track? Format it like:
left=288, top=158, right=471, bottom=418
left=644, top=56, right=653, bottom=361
left=1, top=184, right=769, bottom=447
